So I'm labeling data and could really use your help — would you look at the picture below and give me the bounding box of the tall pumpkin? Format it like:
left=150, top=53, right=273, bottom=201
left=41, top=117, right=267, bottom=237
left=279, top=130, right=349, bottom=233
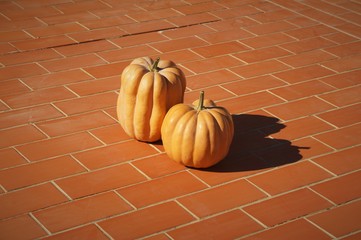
left=161, top=91, right=234, bottom=168
left=117, top=57, right=186, bottom=142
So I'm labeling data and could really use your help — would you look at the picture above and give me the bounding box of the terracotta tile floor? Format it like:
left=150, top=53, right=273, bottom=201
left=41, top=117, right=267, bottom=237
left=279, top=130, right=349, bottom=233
left=0, top=0, right=360, bottom=239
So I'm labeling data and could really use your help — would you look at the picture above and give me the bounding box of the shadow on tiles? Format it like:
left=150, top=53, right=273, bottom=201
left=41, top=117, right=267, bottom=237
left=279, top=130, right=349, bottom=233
left=204, top=114, right=310, bottom=172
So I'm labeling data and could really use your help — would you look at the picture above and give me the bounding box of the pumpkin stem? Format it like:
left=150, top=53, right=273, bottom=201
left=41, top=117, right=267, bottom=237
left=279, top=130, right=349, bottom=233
left=197, top=91, right=205, bottom=112
left=151, top=57, right=160, bottom=72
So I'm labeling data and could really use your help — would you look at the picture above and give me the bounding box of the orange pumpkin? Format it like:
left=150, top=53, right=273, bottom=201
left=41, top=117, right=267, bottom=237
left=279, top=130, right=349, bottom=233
left=117, top=57, right=186, bottom=142
left=161, top=91, right=234, bottom=168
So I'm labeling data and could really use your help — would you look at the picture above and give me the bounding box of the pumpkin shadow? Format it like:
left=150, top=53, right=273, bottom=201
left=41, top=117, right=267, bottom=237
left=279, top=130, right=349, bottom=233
left=203, top=114, right=309, bottom=172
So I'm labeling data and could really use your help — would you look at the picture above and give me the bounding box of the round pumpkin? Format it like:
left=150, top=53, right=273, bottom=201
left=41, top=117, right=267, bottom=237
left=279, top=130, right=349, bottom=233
left=161, top=91, right=234, bottom=168
left=117, top=57, right=186, bottom=142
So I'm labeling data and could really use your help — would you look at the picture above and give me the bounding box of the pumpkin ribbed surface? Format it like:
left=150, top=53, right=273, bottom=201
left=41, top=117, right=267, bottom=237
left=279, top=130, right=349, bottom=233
left=117, top=57, right=186, bottom=142
left=161, top=92, right=234, bottom=168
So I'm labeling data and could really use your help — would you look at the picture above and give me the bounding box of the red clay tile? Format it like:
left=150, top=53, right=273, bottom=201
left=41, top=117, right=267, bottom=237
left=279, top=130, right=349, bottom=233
left=12, top=35, right=76, bottom=51
left=151, top=36, right=207, bottom=53
left=292, top=137, right=333, bottom=160
left=120, top=19, right=175, bottom=34
left=168, top=12, right=218, bottom=27
left=0, top=148, right=27, bottom=169
left=313, top=146, right=361, bottom=175
left=40, top=54, right=106, bottom=72
left=54, top=92, right=117, bottom=115
left=162, top=25, right=214, bottom=40
left=206, top=17, right=258, bottom=31
left=0, top=63, right=47, bottom=81
left=73, top=140, right=157, bottom=170
left=34, top=191, right=132, bottom=233
left=83, top=61, right=128, bottom=79
left=231, top=60, right=290, bottom=78
left=325, top=41, right=361, bottom=57
left=55, top=163, right=147, bottom=199
left=312, top=170, right=361, bottom=204
left=281, top=37, right=335, bottom=53
left=55, top=39, right=118, bottom=57
left=285, top=24, right=336, bottom=40
left=320, top=69, right=361, bottom=89
left=25, top=22, right=86, bottom=38
left=0, top=80, right=30, bottom=97
left=0, top=125, right=46, bottom=149
left=0, top=155, right=86, bottom=191
left=118, top=171, right=207, bottom=208
left=270, top=80, right=336, bottom=101
left=2, top=87, right=76, bottom=108
left=335, top=22, right=361, bottom=38
left=37, top=111, right=115, bottom=137
left=323, top=32, right=358, bottom=44
left=244, top=188, right=333, bottom=227
left=0, top=105, right=64, bottom=129
left=279, top=49, right=337, bottom=67
left=39, top=12, right=98, bottom=25
left=132, top=153, right=185, bottom=179
left=322, top=55, right=361, bottom=72
left=0, top=183, right=68, bottom=219
left=266, top=97, right=335, bottom=120
left=2, top=6, right=61, bottom=20
left=317, top=103, right=361, bottom=128
left=0, top=30, right=32, bottom=42
left=156, top=50, right=203, bottom=64
left=315, top=123, right=361, bottom=150
left=251, top=9, right=296, bottom=23
left=200, top=28, right=254, bottom=44
left=174, top=2, right=224, bottom=15
left=22, top=69, right=94, bottom=89
left=244, top=20, right=296, bottom=35
left=126, top=8, right=181, bottom=22
left=184, top=86, right=234, bottom=103
left=182, top=55, right=243, bottom=74
left=193, top=41, right=250, bottom=58
left=17, top=132, right=102, bottom=161
left=219, top=91, right=285, bottom=114
left=0, top=49, right=62, bottom=66
left=222, top=75, right=286, bottom=96
left=267, top=116, right=334, bottom=140
left=98, top=201, right=195, bottom=240
left=68, top=27, right=125, bottom=43
left=234, top=46, right=291, bottom=63
left=43, top=224, right=108, bottom=240
left=241, top=32, right=295, bottom=49
left=0, top=215, right=46, bottom=240
left=321, top=85, right=361, bottom=107
left=80, top=15, right=134, bottom=30
left=249, top=161, right=332, bottom=195
left=89, top=124, right=130, bottom=145
left=308, top=200, right=361, bottom=238
left=64, top=76, right=119, bottom=96
left=273, top=65, right=335, bottom=84
left=178, top=179, right=267, bottom=218
left=341, top=232, right=361, bottom=240
left=98, top=45, right=160, bottom=62
left=0, top=42, right=17, bottom=55
left=299, top=8, right=346, bottom=26
left=111, top=32, right=167, bottom=48
left=242, top=218, right=332, bottom=240
left=211, top=5, right=261, bottom=19
left=168, top=210, right=264, bottom=239
left=186, top=69, right=239, bottom=90
left=55, top=1, right=110, bottom=14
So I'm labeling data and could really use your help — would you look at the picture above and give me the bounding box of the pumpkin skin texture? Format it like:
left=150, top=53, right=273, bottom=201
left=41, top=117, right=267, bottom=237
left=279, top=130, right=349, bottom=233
left=161, top=91, right=234, bottom=168
left=117, top=57, right=186, bottom=142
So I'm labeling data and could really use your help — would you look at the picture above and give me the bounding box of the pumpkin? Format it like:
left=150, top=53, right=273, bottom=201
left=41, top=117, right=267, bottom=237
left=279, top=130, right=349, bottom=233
left=161, top=91, right=234, bottom=168
left=117, top=57, right=186, bottom=142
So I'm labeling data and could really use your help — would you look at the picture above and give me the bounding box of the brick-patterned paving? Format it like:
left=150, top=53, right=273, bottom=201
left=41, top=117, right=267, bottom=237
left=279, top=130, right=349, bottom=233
left=0, top=0, right=360, bottom=239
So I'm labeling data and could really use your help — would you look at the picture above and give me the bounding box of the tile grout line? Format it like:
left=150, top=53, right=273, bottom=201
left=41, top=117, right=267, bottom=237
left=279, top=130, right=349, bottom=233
left=29, top=212, right=52, bottom=236
left=304, top=217, right=337, bottom=239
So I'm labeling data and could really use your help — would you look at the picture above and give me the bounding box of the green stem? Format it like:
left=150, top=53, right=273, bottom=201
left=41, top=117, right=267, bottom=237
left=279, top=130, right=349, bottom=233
left=197, top=91, right=205, bottom=112
left=151, top=57, right=160, bottom=72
